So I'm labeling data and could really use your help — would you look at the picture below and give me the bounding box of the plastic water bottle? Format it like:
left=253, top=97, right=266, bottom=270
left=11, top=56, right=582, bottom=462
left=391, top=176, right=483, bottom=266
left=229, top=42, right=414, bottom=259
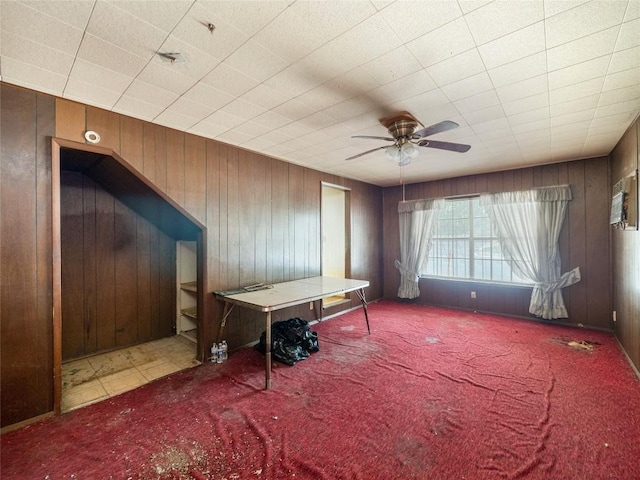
left=216, top=342, right=223, bottom=363
left=210, top=343, right=218, bottom=362
left=220, top=340, right=228, bottom=362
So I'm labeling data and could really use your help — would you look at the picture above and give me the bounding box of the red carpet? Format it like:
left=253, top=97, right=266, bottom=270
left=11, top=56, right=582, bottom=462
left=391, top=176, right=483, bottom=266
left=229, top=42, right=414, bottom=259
left=2, top=300, right=639, bottom=479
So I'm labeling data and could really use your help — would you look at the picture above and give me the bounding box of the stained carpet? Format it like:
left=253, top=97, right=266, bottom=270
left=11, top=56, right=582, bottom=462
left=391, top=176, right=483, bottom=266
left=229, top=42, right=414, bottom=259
left=2, top=300, right=639, bottom=479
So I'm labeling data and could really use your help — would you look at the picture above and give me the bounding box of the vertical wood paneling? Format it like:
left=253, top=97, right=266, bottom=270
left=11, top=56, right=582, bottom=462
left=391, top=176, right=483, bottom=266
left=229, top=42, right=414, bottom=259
left=82, top=176, right=98, bottom=353
left=136, top=218, right=152, bottom=342
left=610, top=119, right=640, bottom=371
left=383, top=161, right=611, bottom=328
left=2, top=85, right=385, bottom=426
left=166, top=129, right=185, bottom=207
left=114, top=202, right=138, bottom=347
left=86, top=107, right=120, bottom=154
left=184, top=134, right=206, bottom=223
left=55, top=98, right=85, bottom=143
left=95, top=185, right=116, bottom=352
left=1, top=86, right=55, bottom=426
left=120, top=116, right=144, bottom=172
left=238, top=150, right=255, bottom=286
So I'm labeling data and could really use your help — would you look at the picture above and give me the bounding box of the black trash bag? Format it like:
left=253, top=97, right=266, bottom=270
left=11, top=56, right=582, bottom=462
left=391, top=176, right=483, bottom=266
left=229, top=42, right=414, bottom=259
left=256, top=317, right=319, bottom=366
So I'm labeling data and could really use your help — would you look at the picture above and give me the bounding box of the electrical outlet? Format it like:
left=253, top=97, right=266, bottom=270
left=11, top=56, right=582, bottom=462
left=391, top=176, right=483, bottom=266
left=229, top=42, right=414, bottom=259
left=470, top=291, right=477, bottom=299
left=613, top=310, right=617, bottom=322
left=309, top=302, right=314, bottom=310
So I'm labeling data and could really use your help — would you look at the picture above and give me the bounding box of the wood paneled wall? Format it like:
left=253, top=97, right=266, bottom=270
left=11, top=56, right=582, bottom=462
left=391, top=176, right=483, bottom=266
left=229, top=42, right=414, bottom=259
left=1, top=85, right=55, bottom=427
left=610, top=118, right=640, bottom=372
left=383, top=158, right=612, bottom=330
left=60, top=171, right=176, bottom=361
left=0, top=83, right=384, bottom=427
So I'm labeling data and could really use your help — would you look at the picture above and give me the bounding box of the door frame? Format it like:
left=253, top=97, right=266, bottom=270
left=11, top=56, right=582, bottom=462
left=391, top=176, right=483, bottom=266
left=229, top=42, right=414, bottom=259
left=51, top=137, right=207, bottom=413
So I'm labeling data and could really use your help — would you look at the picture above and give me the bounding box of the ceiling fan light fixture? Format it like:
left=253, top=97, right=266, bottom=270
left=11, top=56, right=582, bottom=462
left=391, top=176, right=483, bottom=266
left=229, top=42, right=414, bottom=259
left=401, top=142, right=420, bottom=159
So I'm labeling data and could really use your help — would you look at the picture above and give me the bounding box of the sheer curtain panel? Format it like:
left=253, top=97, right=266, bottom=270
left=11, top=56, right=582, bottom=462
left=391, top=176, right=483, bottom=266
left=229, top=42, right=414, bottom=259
left=480, top=185, right=580, bottom=320
left=395, top=198, right=444, bottom=299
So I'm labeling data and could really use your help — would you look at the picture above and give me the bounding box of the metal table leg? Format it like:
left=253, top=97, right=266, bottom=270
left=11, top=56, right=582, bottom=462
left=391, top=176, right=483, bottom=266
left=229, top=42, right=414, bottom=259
left=265, top=311, right=272, bottom=390
left=355, top=288, right=371, bottom=334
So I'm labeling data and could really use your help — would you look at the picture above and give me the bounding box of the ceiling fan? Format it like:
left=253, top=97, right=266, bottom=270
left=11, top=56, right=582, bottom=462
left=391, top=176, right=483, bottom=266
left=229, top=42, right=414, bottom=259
left=345, top=111, right=471, bottom=165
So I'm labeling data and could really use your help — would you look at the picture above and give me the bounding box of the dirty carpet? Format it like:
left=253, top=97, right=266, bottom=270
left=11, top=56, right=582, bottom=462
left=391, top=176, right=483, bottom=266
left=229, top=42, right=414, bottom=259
left=2, top=300, right=640, bottom=479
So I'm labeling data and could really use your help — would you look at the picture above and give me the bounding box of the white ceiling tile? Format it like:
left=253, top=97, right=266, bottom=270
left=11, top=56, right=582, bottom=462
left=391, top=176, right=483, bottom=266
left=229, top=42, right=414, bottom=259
left=225, top=38, right=289, bottom=83
left=453, top=89, right=500, bottom=114
left=64, top=78, right=121, bottom=109
left=182, top=82, right=234, bottom=111
left=252, top=110, right=292, bottom=130
left=358, top=47, right=424, bottom=86
left=602, top=67, right=640, bottom=91
left=219, top=97, right=267, bottom=121
left=272, top=98, right=317, bottom=122
left=263, top=61, right=326, bottom=99
left=441, top=72, right=494, bottom=102
left=196, top=0, right=289, bottom=37
left=68, top=58, right=133, bottom=94
left=322, top=96, right=376, bottom=123
left=371, top=71, right=438, bottom=105
left=252, top=7, right=329, bottom=63
left=171, top=4, right=247, bottom=61
left=590, top=111, right=637, bottom=128
left=201, top=109, right=245, bottom=130
left=104, top=0, right=192, bottom=32
left=549, top=76, right=605, bottom=105
left=187, top=121, right=229, bottom=139
left=124, top=79, right=179, bottom=110
left=471, top=116, right=511, bottom=135
left=163, top=96, right=216, bottom=121
left=478, top=21, right=545, bottom=70
left=609, top=46, right=640, bottom=74
left=380, top=0, right=462, bottom=42
left=294, top=84, right=353, bottom=112
left=543, top=0, right=590, bottom=18
left=488, top=52, right=547, bottom=88
left=502, top=92, right=549, bottom=116
left=407, top=17, right=476, bottom=68
left=550, top=94, right=600, bottom=116
left=240, top=83, right=291, bottom=111
left=594, top=98, right=640, bottom=118
left=113, top=95, right=164, bottom=121
left=545, top=0, right=627, bottom=48
left=458, top=0, right=494, bottom=14
left=551, top=110, right=595, bottom=128
left=615, top=18, right=640, bottom=51
left=155, top=35, right=223, bottom=80
left=464, top=0, right=544, bottom=45
left=427, top=49, right=485, bottom=86
left=1, top=1, right=84, bottom=55
left=153, top=109, right=199, bottom=131
left=0, top=57, right=67, bottom=95
left=598, top=83, right=640, bottom=106
left=136, top=61, right=197, bottom=97
left=508, top=107, right=550, bottom=127
left=1, top=30, right=75, bottom=76
left=547, top=55, right=611, bottom=90
left=86, top=1, right=166, bottom=60
left=77, top=33, right=148, bottom=78
left=232, top=120, right=272, bottom=139
left=547, top=25, right=619, bottom=71
left=291, top=0, right=378, bottom=42
left=21, top=0, right=94, bottom=29
left=496, top=75, right=548, bottom=103
left=201, top=63, right=259, bottom=97
left=462, top=104, right=507, bottom=125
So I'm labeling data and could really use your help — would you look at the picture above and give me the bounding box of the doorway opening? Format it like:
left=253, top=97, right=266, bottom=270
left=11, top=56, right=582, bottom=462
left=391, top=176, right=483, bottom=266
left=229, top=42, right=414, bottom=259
left=321, top=182, right=351, bottom=309
left=52, top=138, right=206, bottom=414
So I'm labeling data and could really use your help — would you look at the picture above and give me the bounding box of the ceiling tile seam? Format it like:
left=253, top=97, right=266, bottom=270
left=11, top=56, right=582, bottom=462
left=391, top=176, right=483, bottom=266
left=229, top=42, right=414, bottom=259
left=113, top=0, right=201, bottom=122
left=581, top=14, right=628, bottom=157
left=61, top=0, right=98, bottom=99
left=458, top=6, right=524, bottom=160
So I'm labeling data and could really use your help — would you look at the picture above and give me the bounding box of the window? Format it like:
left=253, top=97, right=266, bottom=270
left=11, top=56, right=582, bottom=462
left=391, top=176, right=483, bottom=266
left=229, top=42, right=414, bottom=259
left=424, top=197, right=530, bottom=284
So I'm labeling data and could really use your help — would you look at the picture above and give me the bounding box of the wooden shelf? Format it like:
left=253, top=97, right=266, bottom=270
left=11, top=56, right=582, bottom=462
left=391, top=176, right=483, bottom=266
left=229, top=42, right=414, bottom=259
left=180, top=306, right=197, bottom=319
left=181, top=281, right=197, bottom=293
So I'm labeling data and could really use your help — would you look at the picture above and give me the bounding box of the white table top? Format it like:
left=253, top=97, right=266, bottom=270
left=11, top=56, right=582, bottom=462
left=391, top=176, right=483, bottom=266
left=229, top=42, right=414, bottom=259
left=215, top=276, right=369, bottom=312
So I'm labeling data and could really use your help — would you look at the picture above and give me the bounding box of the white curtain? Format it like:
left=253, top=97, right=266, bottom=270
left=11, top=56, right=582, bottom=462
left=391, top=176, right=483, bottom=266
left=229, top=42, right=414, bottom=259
left=395, top=198, right=444, bottom=299
left=479, top=185, right=581, bottom=320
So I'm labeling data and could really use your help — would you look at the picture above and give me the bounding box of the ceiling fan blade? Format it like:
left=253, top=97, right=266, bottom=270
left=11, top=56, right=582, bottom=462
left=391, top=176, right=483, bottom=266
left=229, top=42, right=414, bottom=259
left=413, top=120, right=459, bottom=139
left=345, top=146, right=388, bottom=161
left=418, top=139, right=471, bottom=153
left=352, top=135, right=395, bottom=141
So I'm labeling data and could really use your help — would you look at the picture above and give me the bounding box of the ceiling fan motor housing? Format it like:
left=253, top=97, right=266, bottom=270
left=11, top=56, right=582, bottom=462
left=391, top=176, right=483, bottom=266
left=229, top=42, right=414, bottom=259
left=379, top=111, right=421, bottom=139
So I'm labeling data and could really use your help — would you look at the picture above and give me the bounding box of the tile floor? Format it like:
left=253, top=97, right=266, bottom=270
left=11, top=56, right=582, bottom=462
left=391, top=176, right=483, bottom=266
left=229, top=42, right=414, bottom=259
left=61, top=335, right=199, bottom=412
